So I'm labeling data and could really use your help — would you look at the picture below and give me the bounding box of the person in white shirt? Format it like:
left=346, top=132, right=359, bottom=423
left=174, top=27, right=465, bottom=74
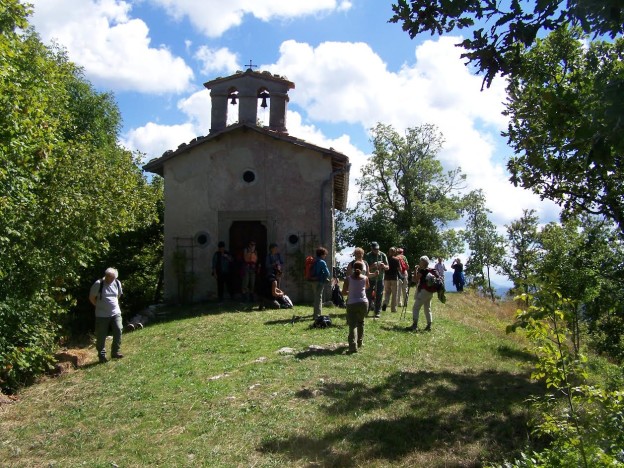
left=89, top=267, right=124, bottom=363
left=435, top=257, right=447, bottom=279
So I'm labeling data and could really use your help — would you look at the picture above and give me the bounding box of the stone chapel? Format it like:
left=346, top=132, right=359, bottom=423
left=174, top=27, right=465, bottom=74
left=143, top=67, right=350, bottom=304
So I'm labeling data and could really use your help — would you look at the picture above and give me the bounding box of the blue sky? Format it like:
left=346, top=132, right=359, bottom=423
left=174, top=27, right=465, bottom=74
left=27, top=0, right=561, bottom=270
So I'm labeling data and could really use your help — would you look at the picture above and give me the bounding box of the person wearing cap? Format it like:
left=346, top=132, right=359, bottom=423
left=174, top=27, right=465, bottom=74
left=89, top=267, right=124, bottom=363
left=407, top=256, right=435, bottom=332
left=212, top=241, right=234, bottom=303
left=364, top=241, right=388, bottom=318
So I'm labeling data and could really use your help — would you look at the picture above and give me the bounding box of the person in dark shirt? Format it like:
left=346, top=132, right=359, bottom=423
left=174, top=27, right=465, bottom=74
left=451, top=258, right=465, bottom=292
left=212, top=241, right=234, bottom=302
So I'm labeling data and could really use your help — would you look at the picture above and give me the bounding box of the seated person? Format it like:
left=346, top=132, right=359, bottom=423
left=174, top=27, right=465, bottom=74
left=259, top=267, right=293, bottom=309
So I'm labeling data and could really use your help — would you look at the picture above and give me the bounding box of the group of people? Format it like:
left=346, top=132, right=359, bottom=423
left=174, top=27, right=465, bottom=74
left=90, top=240, right=466, bottom=361
left=211, top=240, right=294, bottom=309
left=340, top=242, right=466, bottom=352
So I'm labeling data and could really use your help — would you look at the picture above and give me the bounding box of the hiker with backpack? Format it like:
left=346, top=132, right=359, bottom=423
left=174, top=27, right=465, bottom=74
left=88, top=267, right=124, bottom=363
left=406, top=256, right=441, bottom=332
left=346, top=247, right=369, bottom=277
left=364, top=241, right=388, bottom=318
left=396, top=247, right=409, bottom=307
left=381, top=247, right=402, bottom=314
left=341, top=261, right=370, bottom=353
left=312, top=246, right=331, bottom=319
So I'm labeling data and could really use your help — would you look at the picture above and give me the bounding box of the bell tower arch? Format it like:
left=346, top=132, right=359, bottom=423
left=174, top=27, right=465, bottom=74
left=204, top=63, right=295, bottom=134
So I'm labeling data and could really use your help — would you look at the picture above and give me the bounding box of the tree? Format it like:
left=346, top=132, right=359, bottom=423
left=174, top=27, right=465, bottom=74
left=504, top=209, right=542, bottom=300
left=344, top=123, right=466, bottom=262
left=505, top=27, right=624, bottom=236
left=462, top=190, right=506, bottom=301
left=0, top=2, right=159, bottom=392
left=390, top=0, right=624, bottom=88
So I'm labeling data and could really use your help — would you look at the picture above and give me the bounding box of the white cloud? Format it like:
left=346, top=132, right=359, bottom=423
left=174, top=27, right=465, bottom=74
left=195, top=46, right=240, bottom=75
left=29, top=0, right=194, bottom=93
left=268, top=38, right=560, bottom=225
left=149, top=0, right=353, bottom=37
left=122, top=122, right=197, bottom=162
left=122, top=89, right=213, bottom=161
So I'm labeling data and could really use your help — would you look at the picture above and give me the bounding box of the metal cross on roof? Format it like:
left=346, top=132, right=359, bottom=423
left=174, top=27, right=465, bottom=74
left=245, top=60, right=258, bottom=70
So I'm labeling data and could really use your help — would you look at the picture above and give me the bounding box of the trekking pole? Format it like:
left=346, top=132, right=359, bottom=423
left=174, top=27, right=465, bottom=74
left=401, top=283, right=411, bottom=320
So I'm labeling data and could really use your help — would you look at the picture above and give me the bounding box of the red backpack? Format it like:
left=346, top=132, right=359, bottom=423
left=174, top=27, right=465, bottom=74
left=304, top=256, right=318, bottom=281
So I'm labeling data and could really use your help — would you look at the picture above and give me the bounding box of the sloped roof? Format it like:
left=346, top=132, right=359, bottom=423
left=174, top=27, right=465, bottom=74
left=203, top=69, right=295, bottom=90
left=143, top=123, right=350, bottom=211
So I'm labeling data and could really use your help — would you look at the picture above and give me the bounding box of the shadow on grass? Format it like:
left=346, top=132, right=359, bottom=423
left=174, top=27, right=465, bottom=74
left=380, top=324, right=416, bottom=333
left=497, top=344, right=537, bottom=363
left=258, top=369, right=542, bottom=466
left=146, top=300, right=274, bottom=326
left=294, top=345, right=351, bottom=359
left=264, top=314, right=315, bottom=326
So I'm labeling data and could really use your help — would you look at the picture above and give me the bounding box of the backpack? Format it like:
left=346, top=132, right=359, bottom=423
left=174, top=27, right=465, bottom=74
left=304, top=256, right=318, bottom=281
left=422, top=268, right=443, bottom=293
left=98, top=278, right=121, bottom=299
left=331, top=282, right=346, bottom=308
left=399, top=257, right=408, bottom=273
left=312, top=315, right=332, bottom=328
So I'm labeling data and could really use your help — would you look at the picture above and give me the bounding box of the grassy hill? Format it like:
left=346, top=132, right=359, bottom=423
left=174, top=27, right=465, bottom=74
left=1, top=293, right=548, bottom=467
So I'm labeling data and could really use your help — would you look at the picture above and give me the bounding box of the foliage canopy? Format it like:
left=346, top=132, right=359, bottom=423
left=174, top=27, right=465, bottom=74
left=0, top=0, right=161, bottom=392
left=342, top=123, right=466, bottom=261
left=390, top=0, right=624, bottom=88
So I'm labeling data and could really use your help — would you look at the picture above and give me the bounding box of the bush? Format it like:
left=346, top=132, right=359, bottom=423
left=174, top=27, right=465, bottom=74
left=0, top=296, right=61, bottom=393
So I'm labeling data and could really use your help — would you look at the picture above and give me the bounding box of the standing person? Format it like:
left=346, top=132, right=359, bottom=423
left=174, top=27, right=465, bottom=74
left=407, top=256, right=436, bottom=332
left=265, top=243, right=284, bottom=275
left=396, top=247, right=409, bottom=307
left=89, top=267, right=124, bottom=363
left=341, top=261, right=370, bottom=353
left=313, top=246, right=331, bottom=319
left=435, top=257, right=447, bottom=281
left=364, top=241, right=388, bottom=318
left=451, top=258, right=465, bottom=292
left=382, top=247, right=401, bottom=313
left=212, top=241, right=233, bottom=303
left=346, top=247, right=369, bottom=277
left=241, top=240, right=258, bottom=302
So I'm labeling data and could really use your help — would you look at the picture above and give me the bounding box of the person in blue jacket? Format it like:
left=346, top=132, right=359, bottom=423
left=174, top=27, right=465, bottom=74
left=313, top=246, right=331, bottom=319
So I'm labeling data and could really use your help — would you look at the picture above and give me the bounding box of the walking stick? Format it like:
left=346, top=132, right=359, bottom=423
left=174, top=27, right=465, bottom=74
left=401, top=283, right=411, bottom=320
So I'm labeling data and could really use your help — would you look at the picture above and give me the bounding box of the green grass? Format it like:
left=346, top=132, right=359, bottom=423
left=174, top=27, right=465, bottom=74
left=1, top=293, right=544, bottom=467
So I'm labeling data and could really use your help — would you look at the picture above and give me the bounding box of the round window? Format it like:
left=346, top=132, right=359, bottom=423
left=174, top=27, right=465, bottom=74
left=243, top=170, right=256, bottom=183
left=195, top=231, right=210, bottom=248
